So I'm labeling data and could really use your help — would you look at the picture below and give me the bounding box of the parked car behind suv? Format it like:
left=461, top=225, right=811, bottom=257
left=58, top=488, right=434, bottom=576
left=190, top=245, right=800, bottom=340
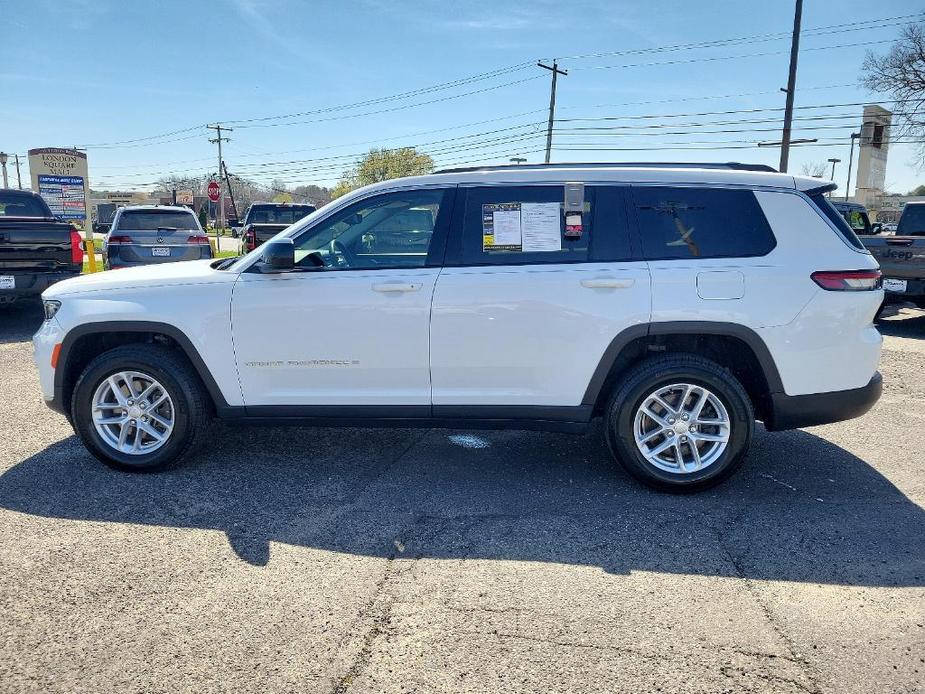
left=860, top=200, right=925, bottom=308
left=239, top=202, right=316, bottom=252
left=104, top=205, right=212, bottom=269
left=831, top=200, right=881, bottom=236
left=33, top=163, right=883, bottom=491
left=0, top=188, right=83, bottom=304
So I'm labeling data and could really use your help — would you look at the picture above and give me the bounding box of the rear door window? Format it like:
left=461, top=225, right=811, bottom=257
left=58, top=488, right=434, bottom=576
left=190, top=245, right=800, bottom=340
left=634, top=186, right=776, bottom=260
left=456, top=186, right=591, bottom=266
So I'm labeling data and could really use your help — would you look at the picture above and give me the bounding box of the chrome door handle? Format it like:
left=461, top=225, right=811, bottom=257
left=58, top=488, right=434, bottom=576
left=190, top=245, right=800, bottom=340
left=580, top=278, right=635, bottom=289
left=372, top=282, right=421, bottom=292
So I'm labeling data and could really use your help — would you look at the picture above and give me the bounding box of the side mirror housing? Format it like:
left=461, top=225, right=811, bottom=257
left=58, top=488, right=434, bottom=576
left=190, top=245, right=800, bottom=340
left=870, top=223, right=883, bottom=234
left=258, top=238, right=295, bottom=272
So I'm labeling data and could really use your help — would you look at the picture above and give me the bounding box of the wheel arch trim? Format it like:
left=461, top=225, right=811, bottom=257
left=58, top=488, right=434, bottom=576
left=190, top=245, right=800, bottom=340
left=581, top=321, right=785, bottom=406
left=53, top=320, right=231, bottom=416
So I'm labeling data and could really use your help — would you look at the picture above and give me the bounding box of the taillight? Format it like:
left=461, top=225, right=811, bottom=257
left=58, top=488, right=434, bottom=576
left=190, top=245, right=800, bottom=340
left=107, top=235, right=134, bottom=245
left=69, top=229, right=84, bottom=264
left=811, top=269, right=882, bottom=291
left=243, top=228, right=256, bottom=252
left=187, top=234, right=210, bottom=245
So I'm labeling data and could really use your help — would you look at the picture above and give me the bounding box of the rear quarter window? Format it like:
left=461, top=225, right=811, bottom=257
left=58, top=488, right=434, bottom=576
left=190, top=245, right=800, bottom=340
left=808, top=194, right=866, bottom=249
left=634, top=186, right=776, bottom=260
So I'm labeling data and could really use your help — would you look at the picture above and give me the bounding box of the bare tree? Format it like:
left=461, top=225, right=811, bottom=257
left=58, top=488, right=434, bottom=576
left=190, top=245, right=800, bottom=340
left=861, top=23, right=925, bottom=165
left=800, top=161, right=828, bottom=178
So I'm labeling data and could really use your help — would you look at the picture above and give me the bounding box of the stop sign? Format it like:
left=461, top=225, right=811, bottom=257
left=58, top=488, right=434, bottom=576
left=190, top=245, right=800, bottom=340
left=207, top=180, right=220, bottom=202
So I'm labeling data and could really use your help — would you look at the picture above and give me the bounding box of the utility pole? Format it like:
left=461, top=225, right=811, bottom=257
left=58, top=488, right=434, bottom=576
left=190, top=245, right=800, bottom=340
left=845, top=132, right=860, bottom=202
left=778, top=0, right=803, bottom=173
left=0, top=152, right=8, bottom=189
left=14, top=154, right=22, bottom=189
left=207, top=124, right=232, bottom=230
left=222, top=161, right=239, bottom=221
left=538, top=61, right=567, bottom=164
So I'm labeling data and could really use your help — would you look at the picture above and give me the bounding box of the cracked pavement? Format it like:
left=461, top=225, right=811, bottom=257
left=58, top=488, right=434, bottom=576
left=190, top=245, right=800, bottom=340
left=0, top=301, right=923, bottom=693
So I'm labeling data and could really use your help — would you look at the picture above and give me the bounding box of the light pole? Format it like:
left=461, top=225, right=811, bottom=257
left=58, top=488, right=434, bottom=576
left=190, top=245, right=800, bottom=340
left=827, top=158, right=841, bottom=196
left=845, top=132, right=860, bottom=202
left=0, top=152, right=8, bottom=189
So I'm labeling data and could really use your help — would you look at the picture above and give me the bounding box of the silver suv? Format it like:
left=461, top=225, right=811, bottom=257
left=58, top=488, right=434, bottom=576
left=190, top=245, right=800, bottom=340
left=104, top=205, right=212, bottom=269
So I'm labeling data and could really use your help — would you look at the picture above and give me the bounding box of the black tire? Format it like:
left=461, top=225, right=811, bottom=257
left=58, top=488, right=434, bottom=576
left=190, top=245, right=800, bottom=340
left=604, top=354, right=754, bottom=492
left=71, top=344, right=210, bottom=472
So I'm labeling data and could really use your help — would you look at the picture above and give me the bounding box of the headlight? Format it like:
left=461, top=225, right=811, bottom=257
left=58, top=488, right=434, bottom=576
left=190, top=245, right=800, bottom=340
left=43, top=300, right=61, bottom=321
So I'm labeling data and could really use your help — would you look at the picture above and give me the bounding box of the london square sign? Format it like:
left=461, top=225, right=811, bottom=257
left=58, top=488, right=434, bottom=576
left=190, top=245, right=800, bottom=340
left=28, top=148, right=90, bottom=230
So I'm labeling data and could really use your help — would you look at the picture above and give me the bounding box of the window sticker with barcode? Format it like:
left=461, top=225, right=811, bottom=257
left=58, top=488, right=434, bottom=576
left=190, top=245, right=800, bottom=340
left=482, top=202, right=561, bottom=252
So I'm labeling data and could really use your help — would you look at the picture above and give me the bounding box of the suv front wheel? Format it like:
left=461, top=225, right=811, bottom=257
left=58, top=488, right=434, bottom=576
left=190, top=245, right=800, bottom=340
left=71, top=344, right=210, bottom=472
left=605, top=355, right=754, bottom=492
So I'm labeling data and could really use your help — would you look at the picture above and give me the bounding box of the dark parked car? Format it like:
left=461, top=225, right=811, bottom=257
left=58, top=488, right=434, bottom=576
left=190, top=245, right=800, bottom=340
left=240, top=202, right=315, bottom=252
left=831, top=201, right=881, bottom=236
left=104, top=205, right=213, bottom=269
left=861, top=201, right=925, bottom=309
left=0, top=189, right=83, bottom=304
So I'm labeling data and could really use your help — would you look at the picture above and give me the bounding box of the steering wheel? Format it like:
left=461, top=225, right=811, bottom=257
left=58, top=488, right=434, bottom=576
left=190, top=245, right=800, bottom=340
left=330, top=239, right=356, bottom=268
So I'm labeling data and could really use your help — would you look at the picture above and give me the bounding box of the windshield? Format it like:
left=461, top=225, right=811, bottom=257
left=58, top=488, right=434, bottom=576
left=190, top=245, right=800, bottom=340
left=0, top=192, right=50, bottom=217
left=897, top=205, right=925, bottom=236
left=115, top=210, right=199, bottom=231
left=246, top=205, right=314, bottom=225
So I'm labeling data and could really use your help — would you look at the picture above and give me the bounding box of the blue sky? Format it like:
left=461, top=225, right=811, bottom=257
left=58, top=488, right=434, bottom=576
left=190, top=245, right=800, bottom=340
left=1, top=0, right=922, bottom=194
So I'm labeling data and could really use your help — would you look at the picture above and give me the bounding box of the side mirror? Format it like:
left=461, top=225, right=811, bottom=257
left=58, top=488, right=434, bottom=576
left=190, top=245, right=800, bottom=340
left=870, top=223, right=883, bottom=234
left=259, top=238, right=295, bottom=272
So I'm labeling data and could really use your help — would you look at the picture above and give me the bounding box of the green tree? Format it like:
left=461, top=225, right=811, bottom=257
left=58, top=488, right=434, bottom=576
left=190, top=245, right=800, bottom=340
left=907, top=184, right=925, bottom=196
left=333, top=147, right=435, bottom=198
left=198, top=207, right=208, bottom=231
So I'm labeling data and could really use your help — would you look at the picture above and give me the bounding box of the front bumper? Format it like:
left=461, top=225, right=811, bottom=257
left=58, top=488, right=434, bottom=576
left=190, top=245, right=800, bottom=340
left=32, top=316, right=66, bottom=412
left=764, top=372, right=882, bottom=431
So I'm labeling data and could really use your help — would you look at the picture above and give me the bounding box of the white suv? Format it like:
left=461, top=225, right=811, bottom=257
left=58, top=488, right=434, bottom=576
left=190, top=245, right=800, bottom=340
left=33, top=163, right=883, bottom=491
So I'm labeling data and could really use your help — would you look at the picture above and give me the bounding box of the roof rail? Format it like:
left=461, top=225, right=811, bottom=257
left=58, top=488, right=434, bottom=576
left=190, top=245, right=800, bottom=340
left=434, top=161, right=779, bottom=174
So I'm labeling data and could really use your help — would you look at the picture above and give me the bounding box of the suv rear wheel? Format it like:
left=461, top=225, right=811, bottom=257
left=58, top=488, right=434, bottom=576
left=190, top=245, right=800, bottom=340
left=71, top=344, right=210, bottom=472
left=605, top=355, right=754, bottom=492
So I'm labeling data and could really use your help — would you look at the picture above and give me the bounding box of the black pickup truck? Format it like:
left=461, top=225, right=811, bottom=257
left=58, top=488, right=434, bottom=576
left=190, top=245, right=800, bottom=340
left=860, top=201, right=925, bottom=308
left=0, top=189, right=84, bottom=304
left=239, top=202, right=315, bottom=252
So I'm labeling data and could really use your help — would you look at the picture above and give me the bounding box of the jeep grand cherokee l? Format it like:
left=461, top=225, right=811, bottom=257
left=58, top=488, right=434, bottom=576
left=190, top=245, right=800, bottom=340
left=33, top=163, right=883, bottom=491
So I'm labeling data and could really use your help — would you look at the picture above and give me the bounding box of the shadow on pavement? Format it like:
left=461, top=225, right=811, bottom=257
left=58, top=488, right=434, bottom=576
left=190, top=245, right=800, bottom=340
left=878, top=305, right=925, bottom=339
left=1, top=421, right=922, bottom=586
left=0, top=300, right=43, bottom=345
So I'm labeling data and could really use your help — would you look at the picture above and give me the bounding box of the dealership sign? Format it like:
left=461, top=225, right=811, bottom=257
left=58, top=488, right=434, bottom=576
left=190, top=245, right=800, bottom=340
left=28, top=148, right=90, bottom=229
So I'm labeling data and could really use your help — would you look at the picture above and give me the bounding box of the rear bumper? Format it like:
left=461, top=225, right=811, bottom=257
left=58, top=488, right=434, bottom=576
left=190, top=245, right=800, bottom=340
left=764, top=372, right=882, bottom=431
left=106, top=246, right=213, bottom=267
left=0, top=270, right=81, bottom=301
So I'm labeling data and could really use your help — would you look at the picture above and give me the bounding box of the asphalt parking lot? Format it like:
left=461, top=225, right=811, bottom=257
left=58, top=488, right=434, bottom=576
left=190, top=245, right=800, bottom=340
left=0, top=301, right=923, bottom=694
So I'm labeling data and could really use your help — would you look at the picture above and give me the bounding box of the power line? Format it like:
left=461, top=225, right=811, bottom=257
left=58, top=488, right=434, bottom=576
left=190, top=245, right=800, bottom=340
left=556, top=12, right=921, bottom=61
left=222, top=61, right=534, bottom=126
left=570, top=39, right=896, bottom=73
